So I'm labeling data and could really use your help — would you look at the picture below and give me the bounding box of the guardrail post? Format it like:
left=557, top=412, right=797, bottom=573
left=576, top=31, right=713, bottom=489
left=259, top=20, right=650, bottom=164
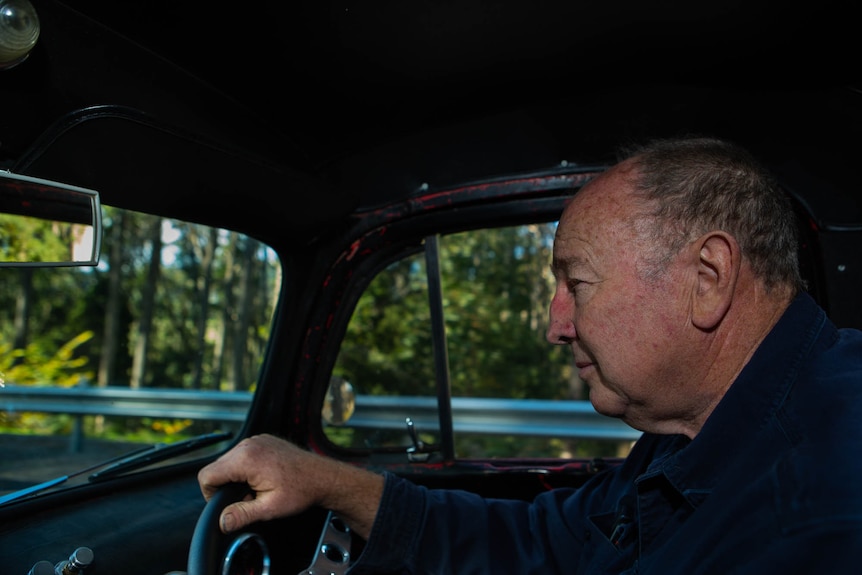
left=69, top=377, right=88, bottom=454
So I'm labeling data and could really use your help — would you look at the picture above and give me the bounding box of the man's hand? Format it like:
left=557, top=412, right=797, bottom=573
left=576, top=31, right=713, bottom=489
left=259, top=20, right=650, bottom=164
left=197, top=433, right=384, bottom=539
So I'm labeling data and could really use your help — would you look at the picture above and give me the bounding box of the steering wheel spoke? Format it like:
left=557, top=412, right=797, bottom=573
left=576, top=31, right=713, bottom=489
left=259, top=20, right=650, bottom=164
left=303, top=511, right=354, bottom=575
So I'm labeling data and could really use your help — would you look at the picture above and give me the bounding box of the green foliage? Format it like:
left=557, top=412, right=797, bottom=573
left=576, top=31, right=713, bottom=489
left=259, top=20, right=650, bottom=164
left=335, top=256, right=435, bottom=397
left=337, top=224, right=572, bottom=399
left=330, top=223, right=609, bottom=458
left=0, top=331, right=94, bottom=387
left=439, top=224, right=571, bottom=400
left=0, top=206, right=278, bottom=443
left=0, top=214, right=76, bottom=263
left=93, top=416, right=197, bottom=442
left=0, top=205, right=610, bottom=459
left=0, top=332, right=94, bottom=434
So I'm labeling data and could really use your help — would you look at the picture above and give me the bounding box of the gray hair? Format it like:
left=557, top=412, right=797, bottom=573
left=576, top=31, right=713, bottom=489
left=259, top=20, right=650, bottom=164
left=620, top=136, right=804, bottom=294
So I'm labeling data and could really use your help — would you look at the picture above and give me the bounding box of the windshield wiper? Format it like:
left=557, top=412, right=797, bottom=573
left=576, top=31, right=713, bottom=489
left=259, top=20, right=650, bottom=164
left=0, top=444, right=152, bottom=507
left=0, top=431, right=233, bottom=507
left=88, top=430, right=232, bottom=482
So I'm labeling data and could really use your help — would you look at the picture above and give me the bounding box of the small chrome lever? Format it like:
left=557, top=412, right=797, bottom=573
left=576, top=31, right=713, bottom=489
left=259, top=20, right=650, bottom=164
left=406, top=417, right=431, bottom=462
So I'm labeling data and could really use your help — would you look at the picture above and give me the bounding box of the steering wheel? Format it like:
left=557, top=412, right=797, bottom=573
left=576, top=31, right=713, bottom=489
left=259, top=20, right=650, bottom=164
left=187, top=482, right=255, bottom=575
left=187, top=482, right=354, bottom=575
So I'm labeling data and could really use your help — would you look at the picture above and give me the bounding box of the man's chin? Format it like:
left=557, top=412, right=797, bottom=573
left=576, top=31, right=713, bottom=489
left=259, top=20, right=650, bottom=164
left=588, top=390, right=627, bottom=419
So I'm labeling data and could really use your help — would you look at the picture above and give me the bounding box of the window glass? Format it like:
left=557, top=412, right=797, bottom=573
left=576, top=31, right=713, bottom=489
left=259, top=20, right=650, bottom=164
left=0, top=206, right=280, bottom=496
left=328, top=253, right=439, bottom=451
left=327, top=222, right=638, bottom=460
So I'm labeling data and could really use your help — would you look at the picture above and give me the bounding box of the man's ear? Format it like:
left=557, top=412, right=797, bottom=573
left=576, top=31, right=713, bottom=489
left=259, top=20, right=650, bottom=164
left=691, top=231, right=739, bottom=330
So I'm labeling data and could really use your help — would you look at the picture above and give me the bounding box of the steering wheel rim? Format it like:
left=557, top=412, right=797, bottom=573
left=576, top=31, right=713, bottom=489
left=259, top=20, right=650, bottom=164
left=188, top=483, right=354, bottom=575
left=187, top=482, right=252, bottom=575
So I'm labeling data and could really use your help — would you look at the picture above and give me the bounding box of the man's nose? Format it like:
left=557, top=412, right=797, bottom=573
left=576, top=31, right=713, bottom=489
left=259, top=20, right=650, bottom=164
left=546, top=294, right=576, bottom=344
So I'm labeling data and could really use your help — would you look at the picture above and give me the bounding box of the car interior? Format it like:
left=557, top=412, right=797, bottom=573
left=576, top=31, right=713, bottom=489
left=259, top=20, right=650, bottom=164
left=0, top=1, right=859, bottom=574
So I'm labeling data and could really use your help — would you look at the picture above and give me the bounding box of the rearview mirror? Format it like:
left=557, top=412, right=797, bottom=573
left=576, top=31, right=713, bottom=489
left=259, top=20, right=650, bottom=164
left=0, top=171, right=102, bottom=266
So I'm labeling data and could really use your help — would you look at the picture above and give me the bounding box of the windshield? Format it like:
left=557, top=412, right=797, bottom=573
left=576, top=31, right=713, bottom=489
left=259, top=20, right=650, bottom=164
left=0, top=205, right=280, bottom=497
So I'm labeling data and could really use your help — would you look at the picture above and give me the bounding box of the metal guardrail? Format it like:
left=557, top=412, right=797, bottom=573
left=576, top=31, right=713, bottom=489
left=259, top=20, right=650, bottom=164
left=350, top=395, right=641, bottom=440
left=0, top=385, right=251, bottom=422
left=0, top=385, right=641, bottom=441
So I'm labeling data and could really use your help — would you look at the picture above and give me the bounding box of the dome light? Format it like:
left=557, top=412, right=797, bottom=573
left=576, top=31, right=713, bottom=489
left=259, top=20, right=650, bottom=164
left=0, top=0, right=40, bottom=70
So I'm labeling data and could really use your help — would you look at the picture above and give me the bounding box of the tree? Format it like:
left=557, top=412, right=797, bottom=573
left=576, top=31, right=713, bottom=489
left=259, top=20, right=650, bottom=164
left=98, top=210, right=126, bottom=389
left=130, top=217, right=162, bottom=388
left=230, top=236, right=258, bottom=391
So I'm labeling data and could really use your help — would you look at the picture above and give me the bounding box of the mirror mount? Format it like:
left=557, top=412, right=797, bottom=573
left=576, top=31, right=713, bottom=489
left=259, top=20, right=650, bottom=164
left=0, top=171, right=102, bottom=267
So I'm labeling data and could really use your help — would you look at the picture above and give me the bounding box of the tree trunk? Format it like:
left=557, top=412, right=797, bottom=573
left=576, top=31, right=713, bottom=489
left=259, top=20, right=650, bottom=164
left=130, top=217, right=162, bottom=388
left=190, top=226, right=217, bottom=389
left=213, top=232, right=237, bottom=390
left=98, top=211, right=125, bottom=389
left=231, top=238, right=258, bottom=390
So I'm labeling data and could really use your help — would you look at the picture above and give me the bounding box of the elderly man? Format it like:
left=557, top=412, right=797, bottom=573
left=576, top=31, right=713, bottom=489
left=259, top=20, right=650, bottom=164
left=199, top=136, right=862, bottom=573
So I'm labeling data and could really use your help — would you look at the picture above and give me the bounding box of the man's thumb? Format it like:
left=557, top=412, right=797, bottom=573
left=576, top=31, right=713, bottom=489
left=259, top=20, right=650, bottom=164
left=220, top=500, right=256, bottom=533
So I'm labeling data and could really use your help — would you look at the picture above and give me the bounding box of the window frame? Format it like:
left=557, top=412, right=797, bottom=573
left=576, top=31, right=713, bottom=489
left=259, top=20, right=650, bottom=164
left=299, top=169, right=602, bottom=464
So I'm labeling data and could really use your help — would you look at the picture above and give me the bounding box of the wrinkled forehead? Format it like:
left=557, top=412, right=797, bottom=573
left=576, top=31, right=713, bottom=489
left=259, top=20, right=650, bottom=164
left=560, top=161, right=644, bottom=229
left=551, top=163, right=662, bottom=276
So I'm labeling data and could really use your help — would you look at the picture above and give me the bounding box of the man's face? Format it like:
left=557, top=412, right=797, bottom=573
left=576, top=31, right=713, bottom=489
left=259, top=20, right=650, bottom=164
left=547, top=163, right=698, bottom=430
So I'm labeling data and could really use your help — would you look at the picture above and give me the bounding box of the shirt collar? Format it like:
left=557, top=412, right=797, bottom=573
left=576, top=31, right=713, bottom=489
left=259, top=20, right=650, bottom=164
left=648, top=292, right=829, bottom=505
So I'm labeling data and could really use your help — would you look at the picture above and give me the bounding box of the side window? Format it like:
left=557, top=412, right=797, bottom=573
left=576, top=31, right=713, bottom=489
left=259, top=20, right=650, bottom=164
left=327, top=222, right=638, bottom=460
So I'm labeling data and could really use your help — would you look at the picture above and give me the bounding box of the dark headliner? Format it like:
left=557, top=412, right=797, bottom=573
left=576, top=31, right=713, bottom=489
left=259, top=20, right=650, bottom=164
left=3, top=1, right=859, bottom=241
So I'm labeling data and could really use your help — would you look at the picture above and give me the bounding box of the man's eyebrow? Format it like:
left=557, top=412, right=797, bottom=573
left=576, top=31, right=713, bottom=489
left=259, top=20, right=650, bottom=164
left=551, top=256, right=586, bottom=276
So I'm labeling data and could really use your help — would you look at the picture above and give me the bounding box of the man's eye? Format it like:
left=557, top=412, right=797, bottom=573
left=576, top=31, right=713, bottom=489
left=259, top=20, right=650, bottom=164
left=567, top=279, right=585, bottom=293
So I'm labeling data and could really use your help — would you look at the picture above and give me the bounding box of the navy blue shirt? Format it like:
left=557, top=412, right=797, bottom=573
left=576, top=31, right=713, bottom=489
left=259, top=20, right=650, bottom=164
left=350, top=293, right=862, bottom=574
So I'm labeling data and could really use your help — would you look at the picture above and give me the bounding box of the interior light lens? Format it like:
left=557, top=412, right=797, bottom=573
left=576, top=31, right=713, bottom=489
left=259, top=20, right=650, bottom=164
left=0, top=0, right=40, bottom=70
